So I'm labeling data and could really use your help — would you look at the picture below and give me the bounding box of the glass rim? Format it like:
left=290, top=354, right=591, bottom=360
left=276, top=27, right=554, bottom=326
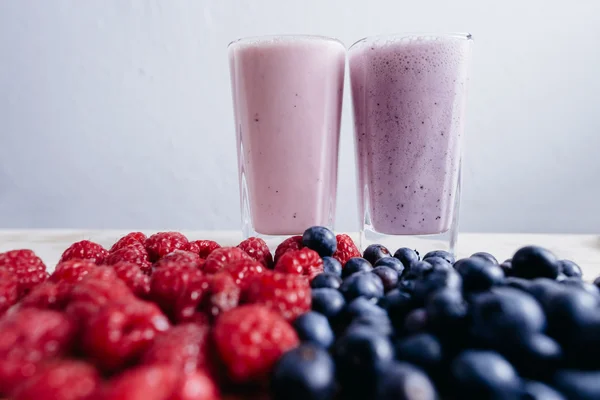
left=228, top=34, right=344, bottom=48
left=349, top=32, right=473, bottom=50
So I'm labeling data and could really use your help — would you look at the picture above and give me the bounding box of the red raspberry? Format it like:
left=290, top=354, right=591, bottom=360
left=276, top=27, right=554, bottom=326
left=145, top=232, right=189, bottom=262
left=244, top=271, right=311, bottom=321
left=223, top=259, right=266, bottom=289
left=0, top=249, right=47, bottom=298
left=177, top=273, right=240, bottom=322
left=274, top=247, right=324, bottom=279
left=93, top=365, right=180, bottom=400
left=213, top=305, right=299, bottom=383
left=273, top=236, right=303, bottom=264
left=60, top=240, right=108, bottom=265
left=12, top=360, right=100, bottom=400
left=82, top=300, right=170, bottom=371
left=105, top=242, right=152, bottom=274
left=0, top=357, right=38, bottom=395
left=150, top=266, right=204, bottom=321
left=171, top=371, right=219, bottom=400
left=109, top=232, right=147, bottom=253
left=110, top=262, right=151, bottom=298
left=238, top=237, right=273, bottom=269
left=51, top=260, right=96, bottom=284
left=20, top=281, right=72, bottom=311
left=0, top=269, right=18, bottom=315
left=202, top=247, right=251, bottom=274
left=332, top=234, right=361, bottom=266
left=154, top=250, right=203, bottom=270
left=187, top=240, right=221, bottom=259
left=141, top=323, right=211, bottom=373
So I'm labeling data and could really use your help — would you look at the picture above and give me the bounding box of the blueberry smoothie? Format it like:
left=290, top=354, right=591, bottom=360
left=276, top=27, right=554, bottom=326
left=349, top=34, right=472, bottom=235
left=229, top=36, right=345, bottom=235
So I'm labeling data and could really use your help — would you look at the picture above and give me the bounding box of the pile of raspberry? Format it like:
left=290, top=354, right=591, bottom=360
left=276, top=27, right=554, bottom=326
left=0, top=230, right=360, bottom=400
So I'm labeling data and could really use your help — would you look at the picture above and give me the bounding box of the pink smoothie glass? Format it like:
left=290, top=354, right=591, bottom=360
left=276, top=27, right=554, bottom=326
left=349, top=33, right=473, bottom=254
left=229, top=35, right=346, bottom=239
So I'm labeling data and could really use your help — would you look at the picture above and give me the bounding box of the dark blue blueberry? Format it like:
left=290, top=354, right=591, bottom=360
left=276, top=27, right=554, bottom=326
left=293, top=311, right=335, bottom=348
left=339, top=271, right=384, bottom=301
left=301, top=226, right=337, bottom=257
left=423, top=249, right=455, bottom=264
left=525, top=278, right=564, bottom=308
left=470, top=287, right=546, bottom=346
left=521, top=381, right=566, bottom=400
left=397, top=278, right=416, bottom=293
left=425, top=288, right=467, bottom=332
left=512, top=246, right=560, bottom=279
left=322, top=256, right=342, bottom=277
left=560, top=277, right=600, bottom=297
left=394, top=333, right=443, bottom=374
left=343, top=297, right=388, bottom=323
left=500, top=258, right=513, bottom=276
left=403, top=308, right=429, bottom=335
left=423, top=256, right=451, bottom=270
left=471, top=251, right=499, bottom=264
left=372, top=266, right=399, bottom=292
left=556, top=273, right=568, bottom=281
left=553, top=370, right=600, bottom=400
left=451, top=350, right=522, bottom=399
left=393, top=247, right=420, bottom=269
left=404, top=260, right=433, bottom=280
left=271, top=344, right=336, bottom=400
left=503, top=277, right=533, bottom=292
left=558, top=259, right=582, bottom=278
left=595, top=276, right=600, bottom=290
left=378, top=289, right=413, bottom=329
left=310, top=272, right=342, bottom=290
left=376, top=361, right=438, bottom=400
left=545, top=288, right=599, bottom=344
left=363, top=244, right=391, bottom=265
left=342, top=257, right=373, bottom=279
left=566, top=316, right=600, bottom=370
left=455, top=256, right=504, bottom=293
left=311, top=288, right=345, bottom=319
left=374, top=256, right=405, bottom=275
left=498, top=333, right=563, bottom=380
left=412, top=268, right=462, bottom=305
left=347, top=314, right=395, bottom=337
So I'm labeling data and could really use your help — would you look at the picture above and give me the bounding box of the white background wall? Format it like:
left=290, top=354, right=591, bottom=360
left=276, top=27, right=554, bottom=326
left=1, top=0, right=599, bottom=233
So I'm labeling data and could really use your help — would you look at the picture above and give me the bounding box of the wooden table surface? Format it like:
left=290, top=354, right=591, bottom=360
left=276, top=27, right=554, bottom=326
left=1, top=230, right=599, bottom=278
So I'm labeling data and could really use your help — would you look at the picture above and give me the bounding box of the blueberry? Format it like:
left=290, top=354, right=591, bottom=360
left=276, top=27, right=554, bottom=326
left=397, top=278, right=416, bottom=293
left=553, top=370, right=600, bottom=400
left=374, top=256, right=405, bottom=275
left=332, top=326, right=394, bottom=398
left=512, top=246, right=560, bottom=279
left=342, top=257, right=373, bottom=278
left=311, top=288, right=345, bottom=319
left=412, top=268, right=462, bottom=304
left=471, top=251, right=499, bottom=264
left=595, top=275, right=600, bottom=290
left=525, top=278, right=564, bottom=307
left=500, top=258, right=513, bottom=276
left=339, top=271, right=384, bottom=301
left=403, top=308, right=429, bottom=335
left=403, top=260, right=433, bottom=280
left=455, top=257, right=504, bottom=293
left=422, top=256, right=451, bottom=270
left=393, top=247, right=420, bottom=269
left=376, top=361, right=438, bottom=400
left=344, top=297, right=388, bottom=322
left=394, top=333, right=443, bottom=374
left=348, top=314, right=395, bottom=337
left=363, top=244, right=391, bottom=265
left=521, top=381, right=566, bottom=400
left=378, top=289, right=413, bottom=329
left=322, top=256, right=342, bottom=277
left=558, top=259, right=582, bottom=278
left=425, top=288, right=467, bottom=332
left=372, top=266, right=399, bottom=292
left=451, top=350, right=522, bottom=399
left=560, top=277, right=600, bottom=297
left=293, top=311, right=335, bottom=348
left=503, top=277, right=533, bottom=292
left=470, top=287, right=546, bottom=345
left=423, top=250, right=455, bottom=264
left=271, top=344, right=336, bottom=400
left=301, top=226, right=337, bottom=257
left=310, top=273, right=342, bottom=290
left=499, top=333, right=563, bottom=380
left=566, top=316, right=600, bottom=369
left=545, top=288, right=599, bottom=343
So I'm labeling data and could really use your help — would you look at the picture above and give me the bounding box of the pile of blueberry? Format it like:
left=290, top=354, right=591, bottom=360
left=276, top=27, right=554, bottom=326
left=272, top=226, right=600, bottom=400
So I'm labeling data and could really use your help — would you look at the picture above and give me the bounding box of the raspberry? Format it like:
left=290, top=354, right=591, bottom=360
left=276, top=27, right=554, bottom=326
left=238, top=237, right=273, bottom=268
left=109, top=262, right=151, bottom=298
left=202, top=247, right=251, bottom=274
left=109, top=232, right=147, bottom=253
left=11, top=360, right=100, bottom=400
left=274, top=236, right=303, bottom=264
left=60, top=240, right=108, bottom=265
left=105, top=242, right=152, bottom=274
left=171, top=371, right=219, bottom=400
left=141, top=323, right=211, bottom=373
left=150, top=265, right=204, bottom=321
left=20, top=281, right=72, bottom=311
left=0, top=357, right=38, bottom=395
left=0, top=249, right=47, bottom=298
left=223, top=259, right=266, bottom=289
left=51, top=260, right=96, bottom=284
left=244, top=271, right=311, bottom=321
left=187, top=240, right=221, bottom=259
left=82, top=300, right=170, bottom=371
left=94, top=365, right=180, bottom=400
left=332, top=234, right=361, bottom=266
left=213, top=305, right=299, bottom=383
left=0, top=269, right=18, bottom=315
left=274, top=247, right=324, bottom=279
left=154, top=250, right=203, bottom=270
left=145, top=232, right=189, bottom=262
left=177, top=273, right=240, bottom=322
